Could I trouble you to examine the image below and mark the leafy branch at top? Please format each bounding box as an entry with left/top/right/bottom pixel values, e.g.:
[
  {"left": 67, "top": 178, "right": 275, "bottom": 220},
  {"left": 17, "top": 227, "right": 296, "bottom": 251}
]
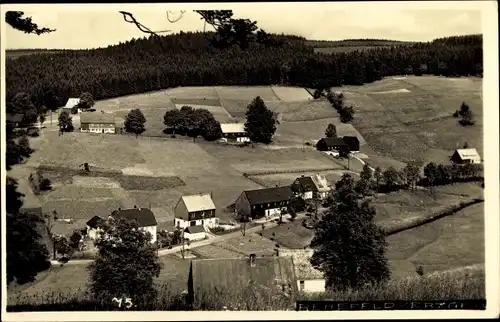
[{"left": 5, "top": 11, "right": 56, "bottom": 35}]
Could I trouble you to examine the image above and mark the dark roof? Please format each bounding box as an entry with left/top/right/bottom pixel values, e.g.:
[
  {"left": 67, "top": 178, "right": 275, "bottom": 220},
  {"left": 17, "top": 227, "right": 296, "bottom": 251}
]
[
  {"left": 190, "top": 256, "right": 297, "bottom": 294},
  {"left": 244, "top": 186, "right": 295, "bottom": 205},
  {"left": 110, "top": 208, "right": 157, "bottom": 227},
  {"left": 80, "top": 112, "right": 116, "bottom": 124},
  {"left": 342, "top": 136, "right": 360, "bottom": 144},
  {"left": 185, "top": 225, "right": 205, "bottom": 234},
  {"left": 320, "top": 137, "right": 349, "bottom": 147},
  {"left": 86, "top": 215, "right": 106, "bottom": 229},
  {"left": 6, "top": 113, "right": 24, "bottom": 123},
  {"left": 291, "top": 176, "right": 318, "bottom": 193}
]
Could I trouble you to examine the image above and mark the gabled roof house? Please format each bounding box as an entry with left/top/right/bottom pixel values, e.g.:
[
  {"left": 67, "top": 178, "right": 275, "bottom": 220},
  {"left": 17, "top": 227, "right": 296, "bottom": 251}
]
[{"left": 235, "top": 186, "right": 295, "bottom": 220}]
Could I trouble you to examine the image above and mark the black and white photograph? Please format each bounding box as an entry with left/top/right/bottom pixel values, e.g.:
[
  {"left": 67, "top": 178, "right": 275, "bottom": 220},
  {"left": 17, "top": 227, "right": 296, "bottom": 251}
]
[{"left": 1, "top": 1, "right": 498, "bottom": 319}]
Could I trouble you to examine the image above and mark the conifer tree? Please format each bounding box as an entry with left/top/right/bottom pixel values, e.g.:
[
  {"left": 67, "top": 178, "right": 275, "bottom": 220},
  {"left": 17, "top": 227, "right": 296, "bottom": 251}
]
[{"left": 244, "top": 96, "right": 276, "bottom": 144}]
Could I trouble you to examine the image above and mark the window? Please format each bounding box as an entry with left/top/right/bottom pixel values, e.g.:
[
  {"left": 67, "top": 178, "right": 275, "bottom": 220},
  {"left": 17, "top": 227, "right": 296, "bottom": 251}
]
[
  {"left": 201, "top": 220, "right": 204, "bottom": 225},
  {"left": 299, "top": 280, "right": 305, "bottom": 291},
  {"left": 190, "top": 221, "right": 196, "bottom": 226}
]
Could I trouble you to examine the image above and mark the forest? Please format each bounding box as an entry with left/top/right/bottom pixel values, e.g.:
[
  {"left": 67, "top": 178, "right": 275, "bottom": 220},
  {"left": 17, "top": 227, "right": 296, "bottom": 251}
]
[{"left": 5, "top": 32, "right": 482, "bottom": 108}]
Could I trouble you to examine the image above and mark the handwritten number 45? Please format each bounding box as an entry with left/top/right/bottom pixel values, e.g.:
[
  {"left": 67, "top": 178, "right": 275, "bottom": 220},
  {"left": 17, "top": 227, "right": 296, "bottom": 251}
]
[{"left": 112, "top": 297, "right": 133, "bottom": 309}]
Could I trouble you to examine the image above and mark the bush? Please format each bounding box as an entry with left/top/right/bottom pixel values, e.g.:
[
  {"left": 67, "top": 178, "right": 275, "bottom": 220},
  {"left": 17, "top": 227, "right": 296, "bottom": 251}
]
[{"left": 39, "top": 178, "right": 52, "bottom": 191}]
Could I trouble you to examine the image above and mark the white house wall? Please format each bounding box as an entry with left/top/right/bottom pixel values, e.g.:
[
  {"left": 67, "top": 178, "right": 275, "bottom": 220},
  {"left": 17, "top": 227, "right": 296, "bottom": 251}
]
[
  {"left": 184, "top": 232, "right": 206, "bottom": 241},
  {"left": 298, "top": 279, "right": 326, "bottom": 293},
  {"left": 264, "top": 207, "right": 287, "bottom": 218},
  {"left": 140, "top": 225, "right": 157, "bottom": 244},
  {"left": 174, "top": 217, "right": 219, "bottom": 229}
]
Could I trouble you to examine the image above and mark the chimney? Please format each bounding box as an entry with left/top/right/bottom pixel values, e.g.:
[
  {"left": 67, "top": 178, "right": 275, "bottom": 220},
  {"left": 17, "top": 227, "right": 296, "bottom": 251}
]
[{"left": 249, "top": 253, "right": 256, "bottom": 267}]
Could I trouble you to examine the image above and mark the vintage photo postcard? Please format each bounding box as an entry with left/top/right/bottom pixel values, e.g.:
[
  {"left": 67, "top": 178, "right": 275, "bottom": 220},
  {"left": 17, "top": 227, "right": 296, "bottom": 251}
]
[{"left": 1, "top": 1, "right": 498, "bottom": 320}]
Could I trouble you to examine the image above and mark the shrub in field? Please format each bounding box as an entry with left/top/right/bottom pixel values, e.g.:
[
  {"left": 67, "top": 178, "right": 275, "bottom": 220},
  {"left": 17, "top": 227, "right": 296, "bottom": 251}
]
[{"left": 325, "top": 123, "right": 337, "bottom": 138}]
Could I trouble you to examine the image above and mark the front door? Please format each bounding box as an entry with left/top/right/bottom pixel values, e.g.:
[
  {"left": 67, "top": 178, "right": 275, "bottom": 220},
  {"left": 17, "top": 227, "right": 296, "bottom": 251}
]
[{"left": 102, "top": 129, "right": 104, "bottom": 133}]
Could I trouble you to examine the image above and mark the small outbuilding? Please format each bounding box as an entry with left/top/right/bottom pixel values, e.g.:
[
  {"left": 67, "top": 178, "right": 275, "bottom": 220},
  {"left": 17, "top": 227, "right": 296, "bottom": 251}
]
[{"left": 450, "top": 148, "right": 481, "bottom": 164}]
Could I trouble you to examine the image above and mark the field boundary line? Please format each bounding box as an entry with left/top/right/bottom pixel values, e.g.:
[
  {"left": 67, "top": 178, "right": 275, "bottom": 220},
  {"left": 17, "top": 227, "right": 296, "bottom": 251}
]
[
  {"left": 243, "top": 166, "right": 350, "bottom": 176},
  {"left": 269, "top": 86, "right": 282, "bottom": 101},
  {"left": 384, "top": 198, "right": 484, "bottom": 236}
]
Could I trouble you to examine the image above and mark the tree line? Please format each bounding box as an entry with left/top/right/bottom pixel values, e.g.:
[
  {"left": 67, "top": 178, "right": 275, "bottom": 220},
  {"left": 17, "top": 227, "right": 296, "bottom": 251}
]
[{"left": 6, "top": 33, "right": 482, "bottom": 109}]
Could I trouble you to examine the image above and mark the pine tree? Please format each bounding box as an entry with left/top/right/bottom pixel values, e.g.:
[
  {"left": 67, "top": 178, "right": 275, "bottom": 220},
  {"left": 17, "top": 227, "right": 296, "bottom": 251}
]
[
  {"left": 325, "top": 123, "right": 337, "bottom": 138},
  {"left": 244, "top": 96, "right": 276, "bottom": 144},
  {"left": 125, "top": 109, "right": 147, "bottom": 138},
  {"left": 310, "top": 173, "right": 390, "bottom": 291}
]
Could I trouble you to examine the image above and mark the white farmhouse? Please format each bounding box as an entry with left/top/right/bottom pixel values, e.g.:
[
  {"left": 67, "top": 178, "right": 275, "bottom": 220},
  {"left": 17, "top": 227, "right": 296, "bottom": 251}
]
[
  {"left": 110, "top": 206, "right": 158, "bottom": 244},
  {"left": 80, "top": 112, "right": 116, "bottom": 134},
  {"left": 174, "top": 193, "right": 219, "bottom": 230},
  {"left": 220, "top": 123, "right": 250, "bottom": 143}
]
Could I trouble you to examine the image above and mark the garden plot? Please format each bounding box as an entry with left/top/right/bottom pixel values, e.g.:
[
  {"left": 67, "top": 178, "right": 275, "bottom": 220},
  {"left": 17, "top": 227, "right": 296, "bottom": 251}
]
[
  {"left": 261, "top": 220, "right": 314, "bottom": 249},
  {"left": 172, "top": 98, "right": 221, "bottom": 107},
  {"left": 192, "top": 245, "right": 244, "bottom": 259},
  {"left": 215, "top": 86, "right": 279, "bottom": 101},
  {"left": 270, "top": 86, "right": 313, "bottom": 102},
  {"left": 214, "top": 233, "right": 277, "bottom": 256}
]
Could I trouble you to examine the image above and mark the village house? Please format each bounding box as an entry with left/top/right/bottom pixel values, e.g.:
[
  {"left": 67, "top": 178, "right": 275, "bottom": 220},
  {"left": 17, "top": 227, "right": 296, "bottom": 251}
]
[
  {"left": 316, "top": 137, "right": 350, "bottom": 156},
  {"left": 234, "top": 186, "right": 294, "bottom": 220},
  {"left": 174, "top": 193, "right": 218, "bottom": 229},
  {"left": 6, "top": 113, "right": 25, "bottom": 129},
  {"left": 220, "top": 123, "right": 250, "bottom": 143},
  {"left": 291, "top": 175, "right": 317, "bottom": 200},
  {"left": 277, "top": 249, "right": 325, "bottom": 293},
  {"left": 62, "top": 98, "right": 82, "bottom": 114},
  {"left": 80, "top": 112, "right": 117, "bottom": 134},
  {"left": 342, "top": 136, "right": 360, "bottom": 153},
  {"left": 311, "top": 173, "right": 331, "bottom": 199},
  {"left": 186, "top": 255, "right": 297, "bottom": 304},
  {"left": 86, "top": 215, "right": 107, "bottom": 240},
  {"left": 110, "top": 206, "right": 158, "bottom": 244},
  {"left": 450, "top": 148, "right": 482, "bottom": 164},
  {"left": 183, "top": 225, "right": 206, "bottom": 241}
]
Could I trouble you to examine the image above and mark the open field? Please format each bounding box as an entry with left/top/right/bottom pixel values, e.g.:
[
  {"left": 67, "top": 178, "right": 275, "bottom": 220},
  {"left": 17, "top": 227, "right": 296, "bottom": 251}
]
[
  {"left": 272, "top": 117, "right": 367, "bottom": 148},
  {"left": 16, "top": 131, "right": 264, "bottom": 234},
  {"left": 331, "top": 76, "right": 483, "bottom": 164},
  {"left": 215, "top": 86, "right": 280, "bottom": 101},
  {"left": 199, "top": 143, "right": 343, "bottom": 174},
  {"left": 270, "top": 86, "right": 313, "bottom": 102},
  {"left": 248, "top": 170, "right": 345, "bottom": 188},
  {"left": 386, "top": 202, "right": 484, "bottom": 274}
]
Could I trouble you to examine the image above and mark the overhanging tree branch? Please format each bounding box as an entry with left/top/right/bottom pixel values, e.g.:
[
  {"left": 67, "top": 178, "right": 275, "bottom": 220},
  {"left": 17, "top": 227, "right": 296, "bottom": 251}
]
[{"left": 5, "top": 11, "right": 56, "bottom": 35}]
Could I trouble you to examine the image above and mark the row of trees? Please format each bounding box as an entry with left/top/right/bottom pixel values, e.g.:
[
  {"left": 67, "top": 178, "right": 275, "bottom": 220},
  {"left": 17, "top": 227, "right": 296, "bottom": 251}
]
[
  {"left": 163, "top": 106, "right": 222, "bottom": 140},
  {"left": 325, "top": 91, "right": 354, "bottom": 123},
  {"left": 5, "top": 33, "right": 482, "bottom": 110}
]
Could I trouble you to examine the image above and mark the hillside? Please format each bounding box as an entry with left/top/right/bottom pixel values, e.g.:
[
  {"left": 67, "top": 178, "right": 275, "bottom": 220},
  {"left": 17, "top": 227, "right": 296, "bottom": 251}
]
[{"left": 5, "top": 33, "right": 482, "bottom": 108}]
